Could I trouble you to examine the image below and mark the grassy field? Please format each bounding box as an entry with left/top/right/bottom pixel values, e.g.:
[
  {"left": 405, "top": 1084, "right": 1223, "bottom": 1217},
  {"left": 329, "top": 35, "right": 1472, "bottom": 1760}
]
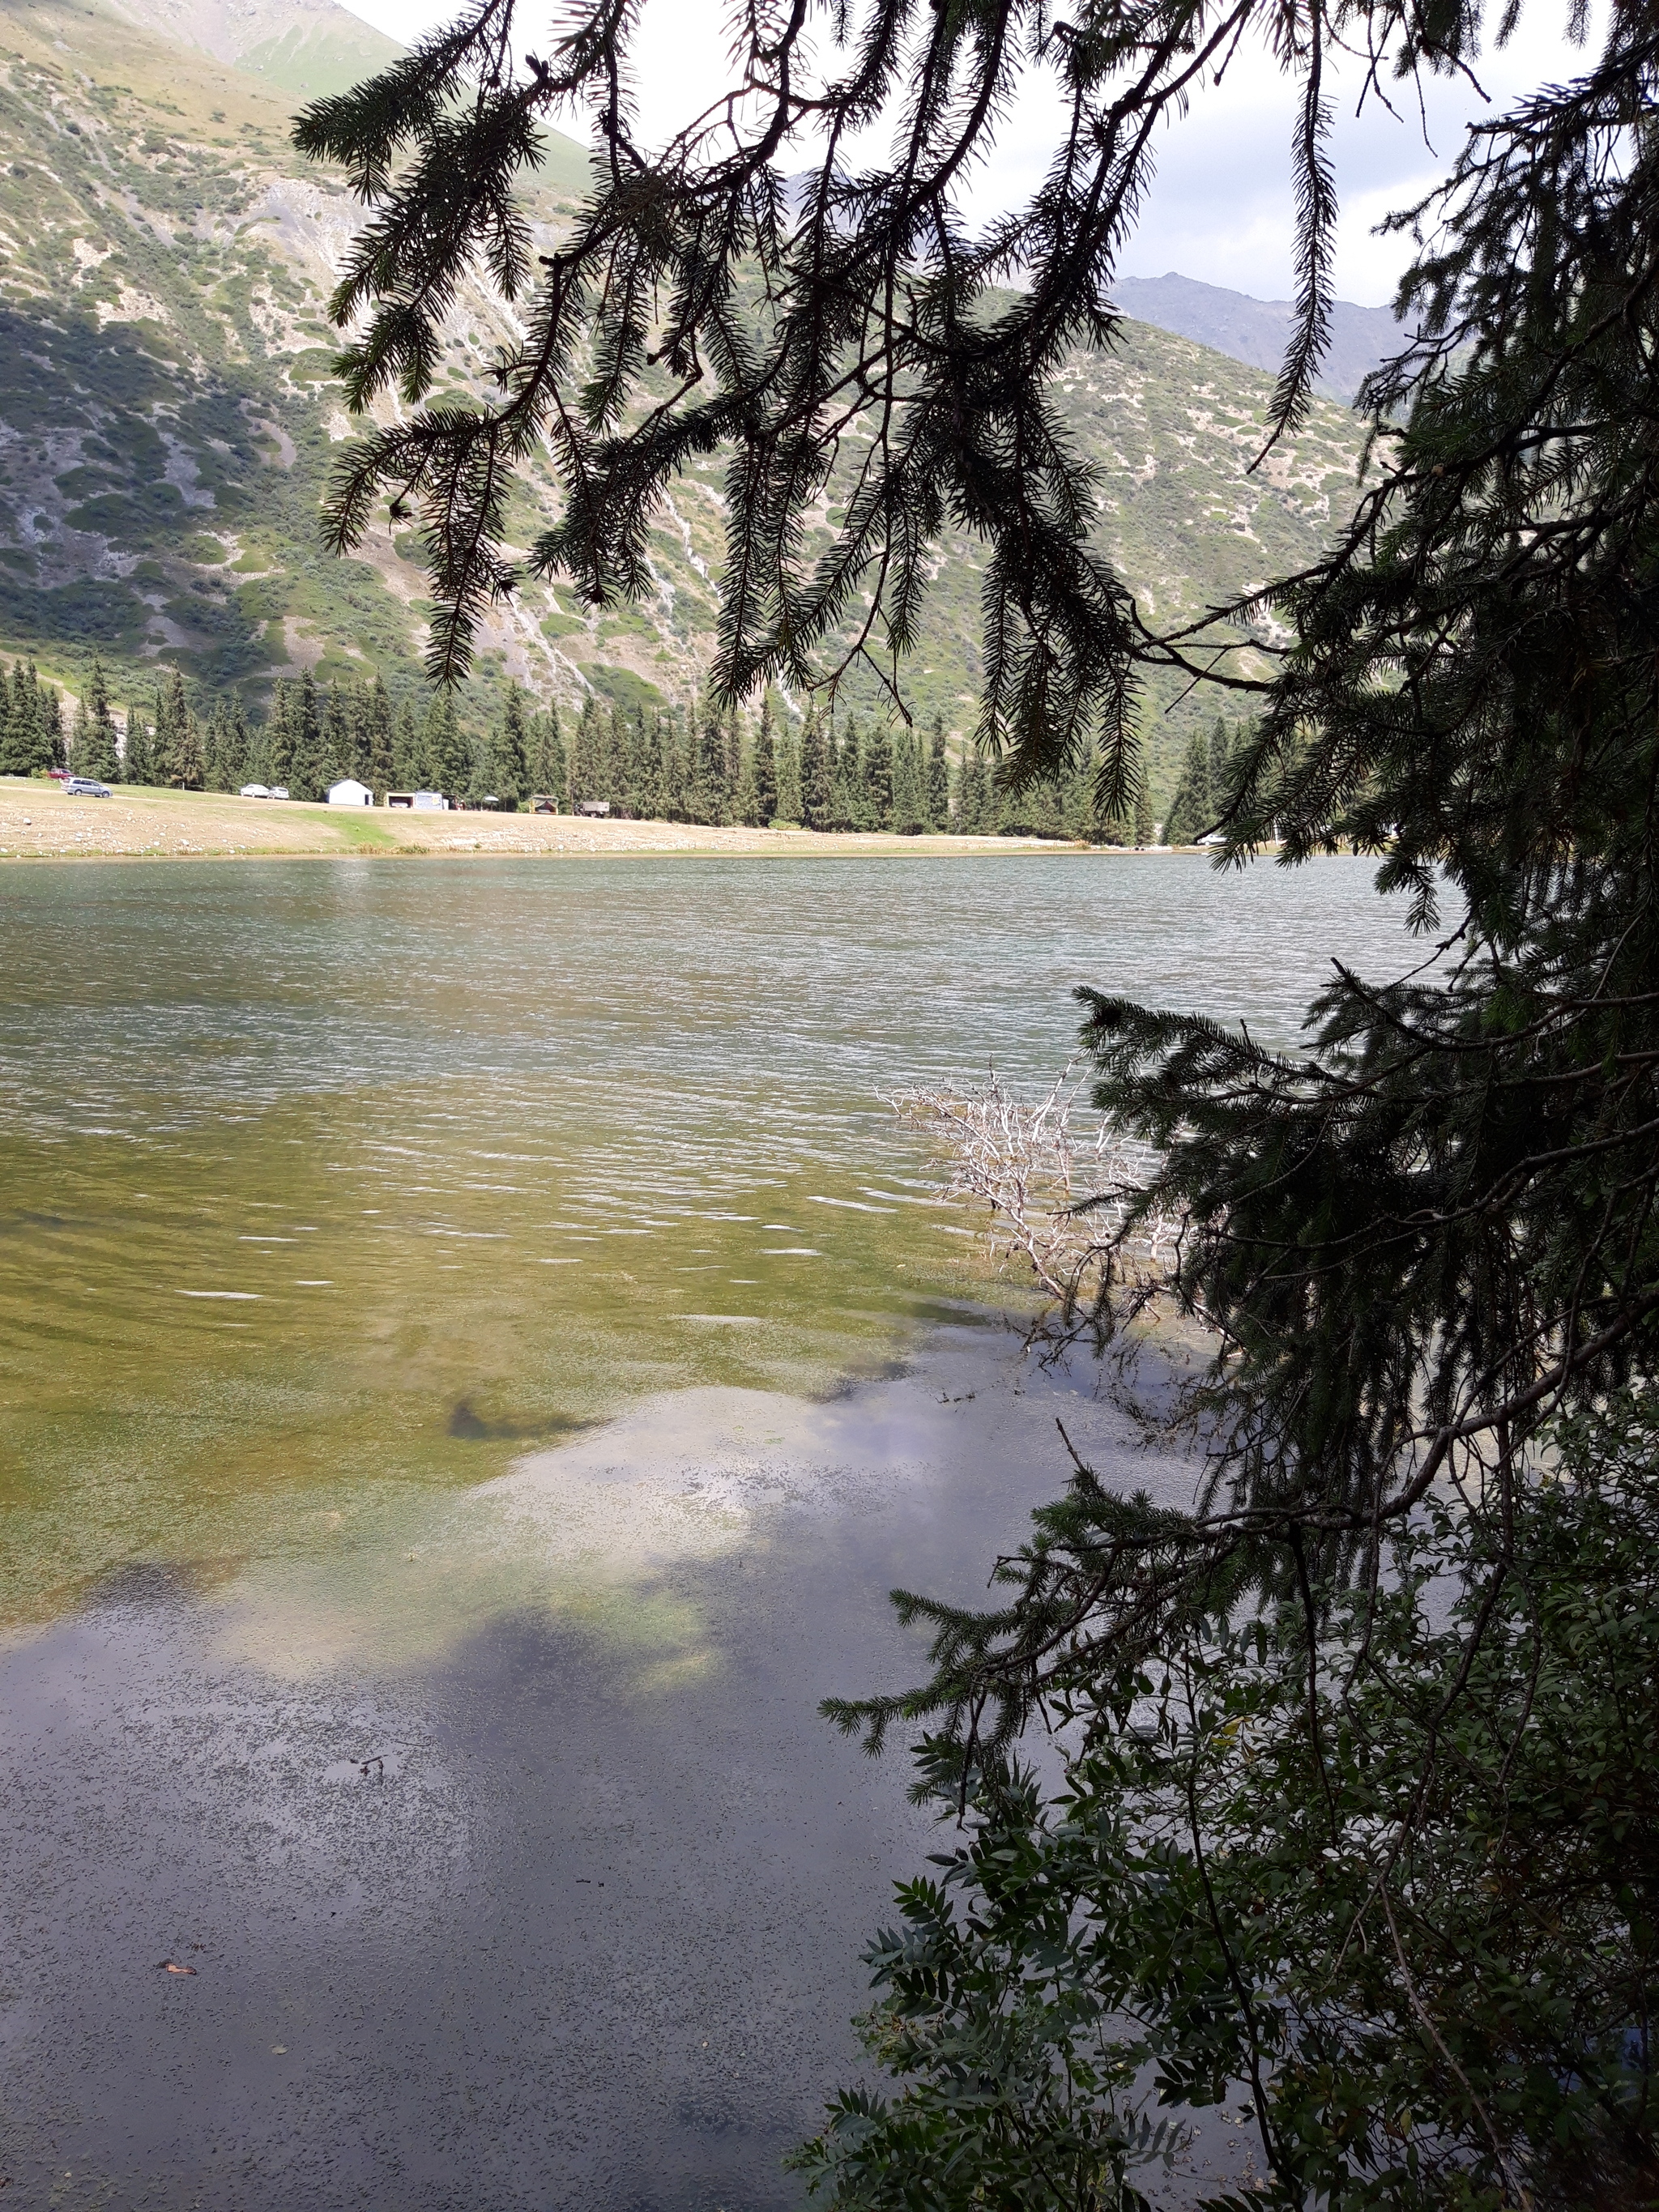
[{"left": 0, "top": 779, "right": 1125, "bottom": 860}]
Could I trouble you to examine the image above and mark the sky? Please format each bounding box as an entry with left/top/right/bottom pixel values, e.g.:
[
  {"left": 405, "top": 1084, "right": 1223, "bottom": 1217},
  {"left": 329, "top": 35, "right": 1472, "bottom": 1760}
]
[{"left": 338, "top": 0, "right": 1598, "bottom": 307}]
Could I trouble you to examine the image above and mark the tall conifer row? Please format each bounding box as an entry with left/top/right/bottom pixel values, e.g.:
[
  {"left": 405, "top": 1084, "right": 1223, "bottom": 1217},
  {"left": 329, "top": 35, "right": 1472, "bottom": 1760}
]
[{"left": 11, "top": 665, "right": 66, "bottom": 775}]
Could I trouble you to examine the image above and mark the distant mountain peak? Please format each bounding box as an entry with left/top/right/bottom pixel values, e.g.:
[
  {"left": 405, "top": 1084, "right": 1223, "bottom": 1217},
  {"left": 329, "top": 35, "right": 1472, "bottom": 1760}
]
[
  {"left": 1114, "top": 271, "right": 1409, "bottom": 403},
  {"left": 98, "top": 0, "right": 403, "bottom": 97}
]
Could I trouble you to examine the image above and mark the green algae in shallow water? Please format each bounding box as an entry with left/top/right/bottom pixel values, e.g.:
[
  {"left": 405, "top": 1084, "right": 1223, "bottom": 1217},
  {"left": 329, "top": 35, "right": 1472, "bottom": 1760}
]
[{"left": 0, "top": 851, "right": 1418, "bottom": 1638}]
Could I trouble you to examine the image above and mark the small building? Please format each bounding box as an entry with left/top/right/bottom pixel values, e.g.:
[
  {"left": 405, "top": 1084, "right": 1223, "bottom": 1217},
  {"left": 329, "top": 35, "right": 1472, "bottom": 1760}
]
[
  {"left": 386, "top": 791, "right": 450, "bottom": 811},
  {"left": 531, "top": 793, "right": 559, "bottom": 815},
  {"left": 327, "top": 778, "right": 373, "bottom": 807},
  {"left": 574, "top": 798, "right": 611, "bottom": 818}
]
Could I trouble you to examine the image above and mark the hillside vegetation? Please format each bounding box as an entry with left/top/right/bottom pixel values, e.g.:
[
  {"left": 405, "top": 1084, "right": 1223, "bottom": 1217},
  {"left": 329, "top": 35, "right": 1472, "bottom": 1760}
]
[{"left": 0, "top": 0, "right": 1370, "bottom": 801}]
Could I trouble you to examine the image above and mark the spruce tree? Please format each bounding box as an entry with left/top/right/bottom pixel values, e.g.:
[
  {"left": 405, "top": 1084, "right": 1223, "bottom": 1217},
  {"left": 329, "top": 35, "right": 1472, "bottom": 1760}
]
[
  {"left": 224, "top": 700, "right": 251, "bottom": 791},
  {"left": 1161, "top": 732, "right": 1212, "bottom": 847},
  {"left": 0, "top": 663, "right": 12, "bottom": 777},
  {"left": 391, "top": 699, "right": 422, "bottom": 790},
  {"left": 1132, "top": 769, "right": 1155, "bottom": 849},
  {"left": 492, "top": 683, "right": 531, "bottom": 807},
  {"left": 775, "top": 723, "right": 802, "bottom": 825},
  {"left": 753, "top": 693, "right": 778, "bottom": 825},
  {"left": 71, "top": 658, "right": 119, "bottom": 782},
  {"left": 37, "top": 669, "right": 63, "bottom": 772},
  {"left": 124, "top": 701, "right": 155, "bottom": 787},
  {"left": 152, "top": 674, "right": 178, "bottom": 786},
  {"left": 734, "top": 726, "right": 761, "bottom": 827},
  {"left": 365, "top": 678, "right": 394, "bottom": 793},
  {"left": 4, "top": 664, "right": 29, "bottom": 777},
  {"left": 926, "top": 718, "right": 949, "bottom": 833},
  {"left": 722, "top": 708, "right": 741, "bottom": 810},
  {"left": 629, "top": 710, "right": 659, "bottom": 819},
  {"left": 864, "top": 722, "right": 894, "bottom": 830},
  {"left": 669, "top": 707, "right": 695, "bottom": 820},
  {"left": 1208, "top": 716, "right": 1231, "bottom": 818},
  {"left": 424, "top": 691, "right": 470, "bottom": 797},
  {"left": 609, "top": 705, "right": 636, "bottom": 813},
  {"left": 570, "top": 697, "right": 601, "bottom": 806},
  {"left": 322, "top": 683, "right": 351, "bottom": 788},
  {"left": 836, "top": 718, "right": 864, "bottom": 830},
  {"left": 172, "top": 680, "right": 207, "bottom": 791},
  {"left": 265, "top": 680, "right": 296, "bottom": 792},
  {"left": 527, "top": 701, "right": 565, "bottom": 803},
  {"left": 203, "top": 701, "right": 229, "bottom": 791},
  {"left": 956, "top": 747, "right": 988, "bottom": 836},
  {"left": 891, "top": 728, "right": 923, "bottom": 833},
  {"left": 690, "top": 697, "right": 726, "bottom": 823},
  {"left": 288, "top": 671, "right": 324, "bottom": 801},
  {"left": 345, "top": 684, "right": 370, "bottom": 783},
  {"left": 800, "top": 706, "right": 831, "bottom": 831}
]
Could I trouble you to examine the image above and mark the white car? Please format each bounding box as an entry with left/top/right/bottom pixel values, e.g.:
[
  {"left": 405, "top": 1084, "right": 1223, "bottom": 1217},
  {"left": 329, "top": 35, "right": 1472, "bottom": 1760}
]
[
  {"left": 240, "top": 782, "right": 271, "bottom": 799},
  {"left": 269, "top": 785, "right": 290, "bottom": 800},
  {"left": 64, "top": 777, "right": 112, "bottom": 797}
]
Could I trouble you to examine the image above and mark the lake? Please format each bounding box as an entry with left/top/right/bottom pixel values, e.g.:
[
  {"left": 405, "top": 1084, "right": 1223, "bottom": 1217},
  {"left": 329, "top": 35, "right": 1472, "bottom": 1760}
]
[{"left": 0, "top": 853, "right": 1417, "bottom": 2210}]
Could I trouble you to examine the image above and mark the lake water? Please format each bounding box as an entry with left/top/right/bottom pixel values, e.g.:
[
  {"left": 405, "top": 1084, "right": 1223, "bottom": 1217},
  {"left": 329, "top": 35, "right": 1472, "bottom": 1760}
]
[{"left": 0, "top": 854, "right": 1418, "bottom": 2210}]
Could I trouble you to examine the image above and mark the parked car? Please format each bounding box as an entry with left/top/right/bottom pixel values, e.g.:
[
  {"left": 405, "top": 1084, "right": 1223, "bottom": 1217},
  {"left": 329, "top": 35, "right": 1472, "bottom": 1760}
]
[
  {"left": 269, "top": 785, "right": 291, "bottom": 800},
  {"left": 64, "top": 777, "right": 112, "bottom": 797},
  {"left": 240, "top": 782, "right": 271, "bottom": 799},
  {"left": 47, "top": 767, "right": 70, "bottom": 782}
]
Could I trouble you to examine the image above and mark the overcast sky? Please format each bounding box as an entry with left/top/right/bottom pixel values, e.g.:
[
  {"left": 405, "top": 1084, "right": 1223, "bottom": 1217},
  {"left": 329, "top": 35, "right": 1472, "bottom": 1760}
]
[{"left": 339, "top": 0, "right": 1597, "bottom": 306}]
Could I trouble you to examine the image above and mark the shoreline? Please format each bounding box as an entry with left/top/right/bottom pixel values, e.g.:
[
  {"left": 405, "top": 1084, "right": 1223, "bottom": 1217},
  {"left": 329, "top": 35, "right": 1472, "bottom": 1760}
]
[{"left": 0, "top": 778, "right": 1176, "bottom": 863}]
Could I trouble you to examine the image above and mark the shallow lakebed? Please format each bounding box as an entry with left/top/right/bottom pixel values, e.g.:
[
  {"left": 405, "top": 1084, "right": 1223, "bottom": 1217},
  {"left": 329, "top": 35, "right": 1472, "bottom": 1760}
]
[{"left": 1, "top": 855, "right": 1417, "bottom": 2209}]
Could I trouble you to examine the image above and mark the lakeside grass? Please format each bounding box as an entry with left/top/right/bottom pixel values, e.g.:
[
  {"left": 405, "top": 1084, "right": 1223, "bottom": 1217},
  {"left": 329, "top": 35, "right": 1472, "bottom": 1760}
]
[{"left": 0, "top": 778, "right": 1150, "bottom": 861}]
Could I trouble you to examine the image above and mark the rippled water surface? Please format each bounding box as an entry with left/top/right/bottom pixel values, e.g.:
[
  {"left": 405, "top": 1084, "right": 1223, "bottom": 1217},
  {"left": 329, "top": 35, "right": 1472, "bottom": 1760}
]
[{"left": 0, "top": 853, "right": 1420, "bottom": 2210}]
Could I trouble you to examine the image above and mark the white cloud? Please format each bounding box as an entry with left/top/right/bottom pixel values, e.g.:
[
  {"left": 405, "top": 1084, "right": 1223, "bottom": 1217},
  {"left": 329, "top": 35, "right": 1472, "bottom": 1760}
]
[{"left": 339, "top": 0, "right": 1602, "bottom": 305}]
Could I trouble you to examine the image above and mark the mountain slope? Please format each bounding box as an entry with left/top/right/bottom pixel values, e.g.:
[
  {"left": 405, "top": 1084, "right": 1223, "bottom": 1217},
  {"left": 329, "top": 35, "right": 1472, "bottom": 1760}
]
[
  {"left": 0, "top": 0, "right": 1369, "bottom": 799},
  {"left": 99, "top": 0, "right": 403, "bottom": 99},
  {"left": 1115, "top": 271, "right": 1408, "bottom": 403}
]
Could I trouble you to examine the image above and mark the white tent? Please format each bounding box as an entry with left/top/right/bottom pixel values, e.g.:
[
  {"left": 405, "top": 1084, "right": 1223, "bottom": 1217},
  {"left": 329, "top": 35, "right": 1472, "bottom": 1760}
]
[{"left": 326, "top": 778, "right": 373, "bottom": 807}]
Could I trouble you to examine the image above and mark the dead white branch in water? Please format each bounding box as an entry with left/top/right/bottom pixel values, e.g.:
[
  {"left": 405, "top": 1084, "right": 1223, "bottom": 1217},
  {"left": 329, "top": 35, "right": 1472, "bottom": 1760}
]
[{"left": 893, "top": 1067, "right": 1181, "bottom": 1326}]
